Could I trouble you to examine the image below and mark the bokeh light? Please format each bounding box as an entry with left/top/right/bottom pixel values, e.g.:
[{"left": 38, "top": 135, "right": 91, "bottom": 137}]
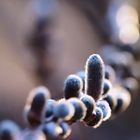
[
  {"left": 116, "top": 4, "right": 139, "bottom": 44},
  {"left": 119, "top": 24, "right": 139, "bottom": 44},
  {"left": 116, "top": 5, "right": 139, "bottom": 28}
]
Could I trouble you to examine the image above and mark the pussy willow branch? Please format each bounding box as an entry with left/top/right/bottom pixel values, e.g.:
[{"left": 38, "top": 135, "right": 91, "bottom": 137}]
[
  {"left": 0, "top": 53, "right": 138, "bottom": 140},
  {"left": 0, "top": 1, "right": 139, "bottom": 140}
]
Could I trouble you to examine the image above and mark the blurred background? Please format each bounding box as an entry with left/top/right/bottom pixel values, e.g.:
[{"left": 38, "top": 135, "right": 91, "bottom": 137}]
[{"left": 0, "top": 0, "right": 140, "bottom": 140}]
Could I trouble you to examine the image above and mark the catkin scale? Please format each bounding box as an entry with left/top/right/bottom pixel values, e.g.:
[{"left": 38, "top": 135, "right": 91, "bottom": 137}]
[
  {"left": 85, "top": 54, "right": 105, "bottom": 100},
  {"left": 64, "top": 75, "right": 83, "bottom": 99}
]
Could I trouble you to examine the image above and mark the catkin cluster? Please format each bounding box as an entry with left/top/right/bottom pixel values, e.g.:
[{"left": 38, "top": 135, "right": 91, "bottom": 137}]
[{"left": 0, "top": 54, "right": 136, "bottom": 140}]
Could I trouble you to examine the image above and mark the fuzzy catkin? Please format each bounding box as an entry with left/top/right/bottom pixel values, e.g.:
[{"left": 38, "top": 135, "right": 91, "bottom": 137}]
[
  {"left": 24, "top": 86, "right": 50, "bottom": 127},
  {"left": 85, "top": 54, "right": 105, "bottom": 100},
  {"left": 64, "top": 75, "right": 83, "bottom": 99}
]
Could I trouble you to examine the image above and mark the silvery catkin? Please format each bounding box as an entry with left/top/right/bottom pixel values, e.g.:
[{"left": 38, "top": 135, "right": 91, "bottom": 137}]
[{"left": 85, "top": 54, "right": 105, "bottom": 100}]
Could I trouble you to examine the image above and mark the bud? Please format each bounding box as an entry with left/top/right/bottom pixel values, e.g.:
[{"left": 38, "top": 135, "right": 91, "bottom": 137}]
[
  {"left": 24, "top": 86, "right": 50, "bottom": 127},
  {"left": 59, "top": 122, "right": 71, "bottom": 139},
  {"left": 68, "top": 98, "right": 87, "bottom": 122},
  {"left": 80, "top": 94, "right": 96, "bottom": 121},
  {"left": 103, "top": 79, "right": 112, "bottom": 96},
  {"left": 85, "top": 54, "right": 104, "bottom": 100},
  {"left": 97, "top": 100, "right": 111, "bottom": 121},
  {"left": 64, "top": 75, "right": 83, "bottom": 99},
  {"left": 0, "top": 120, "right": 20, "bottom": 140},
  {"left": 42, "top": 122, "right": 62, "bottom": 138},
  {"left": 53, "top": 101, "right": 75, "bottom": 121},
  {"left": 86, "top": 107, "right": 103, "bottom": 128}
]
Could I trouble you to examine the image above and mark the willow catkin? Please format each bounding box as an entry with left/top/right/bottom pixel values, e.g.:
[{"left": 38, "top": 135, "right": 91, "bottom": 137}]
[
  {"left": 68, "top": 98, "right": 87, "bottom": 122},
  {"left": 30, "top": 87, "right": 50, "bottom": 113},
  {"left": 45, "top": 99, "right": 57, "bottom": 119},
  {"left": 24, "top": 86, "right": 50, "bottom": 127},
  {"left": 85, "top": 54, "right": 105, "bottom": 100},
  {"left": 53, "top": 101, "right": 75, "bottom": 121},
  {"left": 64, "top": 75, "right": 83, "bottom": 99},
  {"left": 42, "top": 122, "right": 62, "bottom": 138},
  {"left": 97, "top": 100, "right": 111, "bottom": 121},
  {"left": 113, "top": 87, "right": 131, "bottom": 113},
  {"left": 80, "top": 94, "right": 96, "bottom": 122},
  {"left": 0, "top": 120, "right": 20, "bottom": 140},
  {"left": 59, "top": 122, "right": 71, "bottom": 139},
  {"left": 103, "top": 93, "right": 117, "bottom": 111}
]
